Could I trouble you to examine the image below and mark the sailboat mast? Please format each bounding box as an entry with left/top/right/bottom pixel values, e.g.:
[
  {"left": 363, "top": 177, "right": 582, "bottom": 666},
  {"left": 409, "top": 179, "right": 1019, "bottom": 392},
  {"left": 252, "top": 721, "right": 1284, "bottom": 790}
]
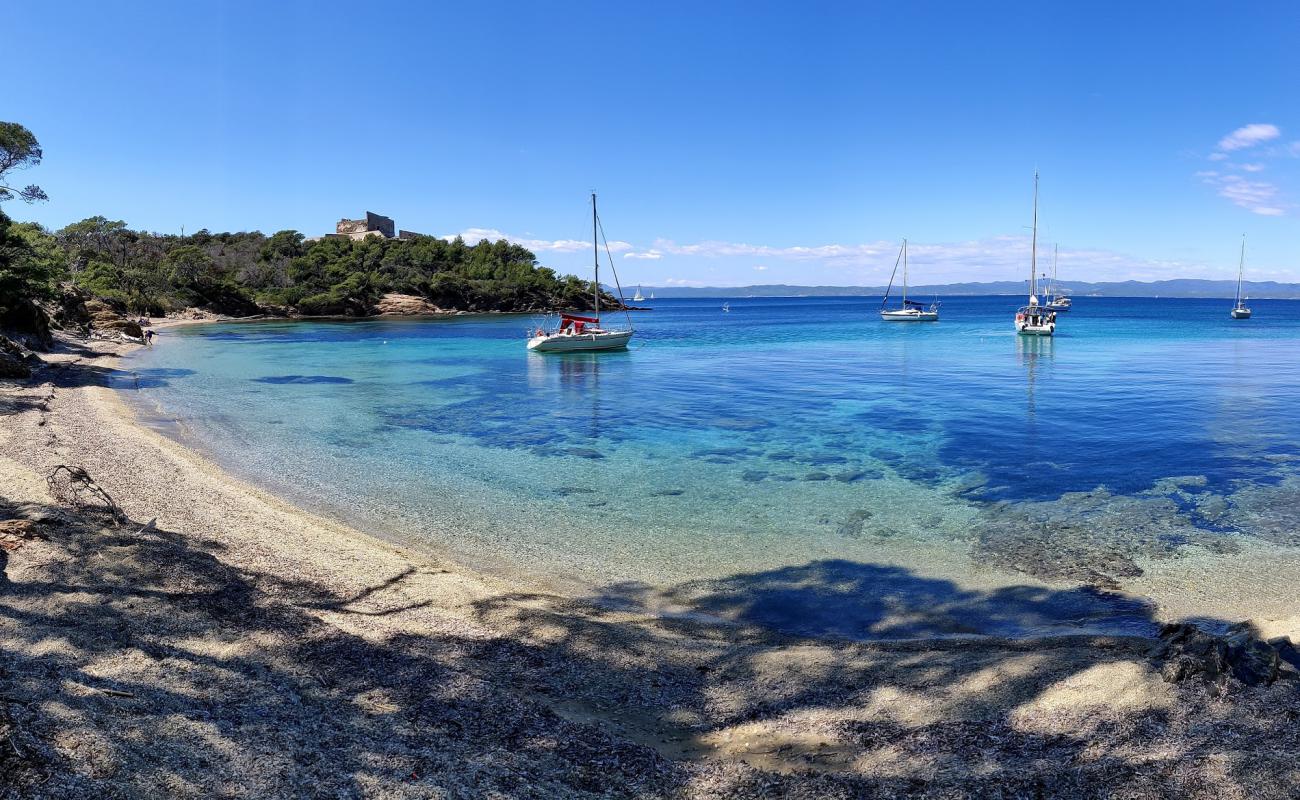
[
  {"left": 902, "top": 238, "right": 908, "bottom": 306},
  {"left": 592, "top": 192, "right": 600, "bottom": 318},
  {"left": 1030, "top": 171, "right": 1039, "bottom": 301},
  {"left": 1236, "top": 234, "right": 1246, "bottom": 306},
  {"left": 1052, "top": 244, "right": 1058, "bottom": 299}
]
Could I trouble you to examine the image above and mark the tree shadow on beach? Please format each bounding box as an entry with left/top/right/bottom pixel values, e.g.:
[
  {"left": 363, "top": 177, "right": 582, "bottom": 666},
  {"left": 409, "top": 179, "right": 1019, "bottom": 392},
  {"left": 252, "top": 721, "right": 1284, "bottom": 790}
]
[{"left": 2, "top": 488, "right": 1299, "bottom": 799}]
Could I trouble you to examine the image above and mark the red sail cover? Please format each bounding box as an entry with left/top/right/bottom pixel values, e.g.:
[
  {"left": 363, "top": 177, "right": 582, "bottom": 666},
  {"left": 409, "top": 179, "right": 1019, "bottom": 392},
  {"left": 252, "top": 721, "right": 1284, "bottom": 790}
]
[{"left": 561, "top": 314, "right": 599, "bottom": 323}]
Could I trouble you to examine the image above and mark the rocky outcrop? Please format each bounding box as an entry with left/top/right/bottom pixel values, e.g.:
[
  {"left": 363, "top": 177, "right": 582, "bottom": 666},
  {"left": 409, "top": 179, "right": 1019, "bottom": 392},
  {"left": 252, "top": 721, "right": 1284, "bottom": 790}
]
[
  {"left": 1152, "top": 622, "right": 1300, "bottom": 686},
  {"left": 45, "top": 283, "right": 93, "bottom": 334},
  {"left": 83, "top": 299, "right": 143, "bottom": 339},
  {"left": 170, "top": 307, "right": 221, "bottom": 321},
  {"left": 373, "top": 293, "right": 444, "bottom": 316},
  {"left": 0, "top": 297, "right": 54, "bottom": 350},
  {"left": 0, "top": 335, "right": 42, "bottom": 379}
]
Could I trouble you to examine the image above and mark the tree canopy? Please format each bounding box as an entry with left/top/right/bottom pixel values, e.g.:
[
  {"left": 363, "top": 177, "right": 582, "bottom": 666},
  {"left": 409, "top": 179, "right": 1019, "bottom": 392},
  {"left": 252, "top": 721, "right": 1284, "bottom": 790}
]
[
  {"left": 0, "top": 120, "right": 616, "bottom": 323},
  {"left": 0, "top": 121, "right": 48, "bottom": 204}
]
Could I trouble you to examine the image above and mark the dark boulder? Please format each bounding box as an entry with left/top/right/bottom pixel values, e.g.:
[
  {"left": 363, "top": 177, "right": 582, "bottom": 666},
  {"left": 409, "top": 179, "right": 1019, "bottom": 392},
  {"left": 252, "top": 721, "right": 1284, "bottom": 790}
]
[
  {"left": 0, "top": 297, "right": 53, "bottom": 350},
  {"left": 0, "top": 335, "right": 40, "bottom": 379},
  {"left": 1152, "top": 622, "right": 1291, "bottom": 686}
]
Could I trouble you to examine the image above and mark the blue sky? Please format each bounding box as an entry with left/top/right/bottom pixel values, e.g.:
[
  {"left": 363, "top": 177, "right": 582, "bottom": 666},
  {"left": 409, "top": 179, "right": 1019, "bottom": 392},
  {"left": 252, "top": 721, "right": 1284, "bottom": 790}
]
[{"left": 7, "top": 1, "right": 1300, "bottom": 286}]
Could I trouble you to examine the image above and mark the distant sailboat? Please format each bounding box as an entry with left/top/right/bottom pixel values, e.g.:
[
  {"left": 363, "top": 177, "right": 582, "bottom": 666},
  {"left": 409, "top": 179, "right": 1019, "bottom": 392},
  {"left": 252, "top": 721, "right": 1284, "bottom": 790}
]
[
  {"left": 1231, "top": 235, "right": 1252, "bottom": 320},
  {"left": 527, "top": 193, "right": 634, "bottom": 352},
  {"left": 650, "top": 291, "right": 655, "bottom": 300},
  {"left": 1046, "top": 245, "right": 1072, "bottom": 311},
  {"left": 1015, "top": 172, "right": 1057, "bottom": 336},
  {"left": 633, "top": 285, "right": 644, "bottom": 302},
  {"left": 722, "top": 302, "right": 731, "bottom": 313},
  {"left": 879, "top": 238, "right": 939, "bottom": 321}
]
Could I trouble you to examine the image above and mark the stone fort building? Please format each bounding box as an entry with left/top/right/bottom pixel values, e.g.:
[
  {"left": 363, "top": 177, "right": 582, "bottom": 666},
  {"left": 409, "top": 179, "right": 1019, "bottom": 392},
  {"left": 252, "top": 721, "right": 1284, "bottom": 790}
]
[{"left": 323, "top": 212, "right": 424, "bottom": 241}]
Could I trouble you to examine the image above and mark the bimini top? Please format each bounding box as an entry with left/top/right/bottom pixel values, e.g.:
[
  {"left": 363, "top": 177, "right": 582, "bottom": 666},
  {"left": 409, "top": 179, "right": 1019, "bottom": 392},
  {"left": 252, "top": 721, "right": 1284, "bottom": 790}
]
[{"left": 558, "top": 313, "right": 600, "bottom": 333}]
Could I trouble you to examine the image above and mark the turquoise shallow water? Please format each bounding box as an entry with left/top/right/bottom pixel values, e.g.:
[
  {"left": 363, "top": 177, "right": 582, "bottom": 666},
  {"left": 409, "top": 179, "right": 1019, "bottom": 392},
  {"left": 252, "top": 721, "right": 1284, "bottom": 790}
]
[{"left": 120, "top": 297, "right": 1300, "bottom": 639}]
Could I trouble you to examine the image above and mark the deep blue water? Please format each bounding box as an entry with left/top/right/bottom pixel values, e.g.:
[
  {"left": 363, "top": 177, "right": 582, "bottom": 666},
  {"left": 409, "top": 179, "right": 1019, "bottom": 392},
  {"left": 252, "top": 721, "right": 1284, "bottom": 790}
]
[{"left": 121, "top": 296, "right": 1300, "bottom": 637}]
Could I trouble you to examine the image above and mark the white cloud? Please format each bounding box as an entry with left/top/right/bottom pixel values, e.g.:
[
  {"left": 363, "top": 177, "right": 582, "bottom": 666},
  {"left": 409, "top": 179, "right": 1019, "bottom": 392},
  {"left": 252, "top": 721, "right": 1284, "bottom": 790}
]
[
  {"left": 649, "top": 238, "right": 892, "bottom": 262},
  {"left": 1217, "top": 123, "right": 1281, "bottom": 152},
  {"left": 1240, "top": 163, "right": 1266, "bottom": 172},
  {"left": 1208, "top": 152, "right": 1228, "bottom": 161},
  {"left": 623, "top": 250, "right": 663, "bottom": 260},
  {"left": 1199, "top": 173, "right": 1287, "bottom": 216},
  {"left": 628, "top": 235, "right": 1227, "bottom": 284},
  {"left": 445, "top": 227, "right": 632, "bottom": 253}
]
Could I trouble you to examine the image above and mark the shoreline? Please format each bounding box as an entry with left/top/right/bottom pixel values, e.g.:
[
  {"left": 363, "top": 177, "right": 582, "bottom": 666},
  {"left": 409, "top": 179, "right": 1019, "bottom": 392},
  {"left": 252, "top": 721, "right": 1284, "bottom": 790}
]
[
  {"left": 4, "top": 334, "right": 1300, "bottom": 796},
  {"left": 130, "top": 315, "right": 1300, "bottom": 642}
]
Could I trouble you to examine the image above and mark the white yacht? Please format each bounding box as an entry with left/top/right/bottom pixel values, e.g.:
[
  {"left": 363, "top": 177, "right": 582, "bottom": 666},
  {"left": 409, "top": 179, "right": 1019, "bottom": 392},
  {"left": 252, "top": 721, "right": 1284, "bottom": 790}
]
[
  {"left": 633, "top": 285, "right": 644, "bottom": 302},
  {"left": 879, "top": 238, "right": 939, "bottom": 321},
  {"left": 1015, "top": 172, "right": 1057, "bottom": 336},
  {"left": 528, "top": 193, "right": 634, "bottom": 352}
]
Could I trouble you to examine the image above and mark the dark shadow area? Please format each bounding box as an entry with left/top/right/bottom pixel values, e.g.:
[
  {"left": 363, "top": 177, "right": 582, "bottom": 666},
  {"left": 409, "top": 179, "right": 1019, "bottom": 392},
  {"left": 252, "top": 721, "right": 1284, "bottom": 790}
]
[
  {"left": 646, "top": 559, "right": 1160, "bottom": 640},
  {"left": 3, "top": 485, "right": 1300, "bottom": 797}
]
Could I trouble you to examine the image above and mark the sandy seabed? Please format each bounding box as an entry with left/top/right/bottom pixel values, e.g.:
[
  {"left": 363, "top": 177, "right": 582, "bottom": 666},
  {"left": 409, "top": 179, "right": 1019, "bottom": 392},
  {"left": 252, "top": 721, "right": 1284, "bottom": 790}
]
[{"left": 2, "top": 329, "right": 1300, "bottom": 799}]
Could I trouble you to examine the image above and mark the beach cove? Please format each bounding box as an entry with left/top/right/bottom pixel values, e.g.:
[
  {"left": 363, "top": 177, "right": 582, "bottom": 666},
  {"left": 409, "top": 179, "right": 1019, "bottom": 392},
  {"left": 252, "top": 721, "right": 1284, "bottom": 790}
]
[{"left": 2, "top": 311, "right": 1300, "bottom": 797}]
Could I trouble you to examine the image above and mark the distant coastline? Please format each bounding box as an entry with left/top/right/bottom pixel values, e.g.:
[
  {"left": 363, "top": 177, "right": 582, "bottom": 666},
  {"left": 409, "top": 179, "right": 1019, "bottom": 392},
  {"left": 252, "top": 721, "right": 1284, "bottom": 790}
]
[{"left": 640, "top": 279, "right": 1300, "bottom": 299}]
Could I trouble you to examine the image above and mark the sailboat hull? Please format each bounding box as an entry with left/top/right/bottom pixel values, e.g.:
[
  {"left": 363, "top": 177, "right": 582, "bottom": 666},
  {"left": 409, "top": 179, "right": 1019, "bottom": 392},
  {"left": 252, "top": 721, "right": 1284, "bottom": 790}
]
[
  {"left": 527, "top": 330, "right": 633, "bottom": 352},
  {"left": 880, "top": 309, "right": 938, "bottom": 321},
  {"left": 1231, "top": 308, "right": 1252, "bottom": 319}
]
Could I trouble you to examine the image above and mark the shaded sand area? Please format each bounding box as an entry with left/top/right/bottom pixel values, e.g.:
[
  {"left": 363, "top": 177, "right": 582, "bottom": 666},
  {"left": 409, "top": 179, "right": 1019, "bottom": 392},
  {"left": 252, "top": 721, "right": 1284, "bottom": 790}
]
[{"left": 3, "top": 334, "right": 1300, "bottom": 798}]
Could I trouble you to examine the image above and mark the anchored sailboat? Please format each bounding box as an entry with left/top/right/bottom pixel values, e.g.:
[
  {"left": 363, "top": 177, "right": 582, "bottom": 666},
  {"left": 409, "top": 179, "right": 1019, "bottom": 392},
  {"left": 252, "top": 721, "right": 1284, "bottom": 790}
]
[
  {"left": 1046, "top": 244, "right": 1072, "bottom": 311},
  {"left": 527, "top": 193, "right": 634, "bottom": 352},
  {"left": 1231, "top": 235, "right": 1252, "bottom": 320},
  {"left": 879, "top": 239, "right": 939, "bottom": 321},
  {"left": 1015, "top": 172, "right": 1057, "bottom": 336}
]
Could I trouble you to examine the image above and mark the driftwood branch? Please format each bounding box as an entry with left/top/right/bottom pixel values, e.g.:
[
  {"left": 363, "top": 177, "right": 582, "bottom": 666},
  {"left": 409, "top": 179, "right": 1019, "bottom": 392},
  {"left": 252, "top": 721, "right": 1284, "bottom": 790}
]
[{"left": 45, "top": 464, "right": 126, "bottom": 524}]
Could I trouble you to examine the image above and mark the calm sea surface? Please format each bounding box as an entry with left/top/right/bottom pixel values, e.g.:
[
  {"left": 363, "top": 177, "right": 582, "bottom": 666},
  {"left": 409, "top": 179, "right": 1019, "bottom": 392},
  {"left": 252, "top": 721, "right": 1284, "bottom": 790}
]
[{"left": 121, "top": 297, "right": 1300, "bottom": 638}]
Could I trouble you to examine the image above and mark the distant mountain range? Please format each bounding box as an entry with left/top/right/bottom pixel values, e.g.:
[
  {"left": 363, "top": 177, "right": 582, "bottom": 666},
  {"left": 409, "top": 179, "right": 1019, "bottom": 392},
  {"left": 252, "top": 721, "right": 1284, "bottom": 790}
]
[{"left": 630, "top": 279, "right": 1300, "bottom": 299}]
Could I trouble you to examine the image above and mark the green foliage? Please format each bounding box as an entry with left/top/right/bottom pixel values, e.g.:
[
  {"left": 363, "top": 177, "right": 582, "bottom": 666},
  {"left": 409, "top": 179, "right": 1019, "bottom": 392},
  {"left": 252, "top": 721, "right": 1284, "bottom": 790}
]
[
  {"left": 0, "top": 208, "right": 47, "bottom": 314},
  {"left": 1, "top": 120, "right": 612, "bottom": 319},
  {"left": 0, "top": 121, "right": 48, "bottom": 203},
  {"left": 2, "top": 216, "right": 617, "bottom": 317}
]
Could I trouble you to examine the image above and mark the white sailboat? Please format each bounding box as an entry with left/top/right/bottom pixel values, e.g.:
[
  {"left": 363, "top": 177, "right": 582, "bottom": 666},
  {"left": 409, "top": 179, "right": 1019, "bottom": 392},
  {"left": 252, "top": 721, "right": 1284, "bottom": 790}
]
[
  {"left": 1015, "top": 172, "right": 1057, "bottom": 336},
  {"left": 1046, "top": 244, "right": 1072, "bottom": 311},
  {"left": 527, "top": 193, "right": 634, "bottom": 352},
  {"left": 633, "top": 285, "right": 644, "bottom": 302},
  {"left": 1231, "top": 235, "right": 1252, "bottom": 320},
  {"left": 879, "top": 238, "right": 939, "bottom": 321}
]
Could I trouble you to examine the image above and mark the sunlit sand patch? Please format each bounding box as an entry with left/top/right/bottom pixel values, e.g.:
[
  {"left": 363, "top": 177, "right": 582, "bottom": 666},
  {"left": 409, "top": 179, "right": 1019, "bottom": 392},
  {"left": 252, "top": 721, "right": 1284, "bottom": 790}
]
[{"left": 1009, "top": 660, "right": 1172, "bottom": 734}]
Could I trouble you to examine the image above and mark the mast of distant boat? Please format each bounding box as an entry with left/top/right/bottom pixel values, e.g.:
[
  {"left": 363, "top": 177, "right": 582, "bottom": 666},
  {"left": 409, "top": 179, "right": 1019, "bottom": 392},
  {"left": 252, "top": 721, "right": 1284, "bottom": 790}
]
[
  {"left": 1235, "top": 234, "right": 1246, "bottom": 310},
  {"left": 1030, "top": 171, "right": 1039, "bottom": 303},
  {"left": 592, "top": 192, "right": 600, "bottom": 321},
  {"left": 902, "top": 238, "right": 908, "bottom": 307},
  {"left": 1051, "top": 244, "right": 1058, "bottom": 303}
]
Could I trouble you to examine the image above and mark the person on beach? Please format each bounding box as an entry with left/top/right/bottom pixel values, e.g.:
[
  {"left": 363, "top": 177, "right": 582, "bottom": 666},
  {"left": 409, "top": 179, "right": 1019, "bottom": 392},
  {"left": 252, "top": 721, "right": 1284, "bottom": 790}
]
[{"left": 144, "top": 329, "right": 155, "bottom": 346}]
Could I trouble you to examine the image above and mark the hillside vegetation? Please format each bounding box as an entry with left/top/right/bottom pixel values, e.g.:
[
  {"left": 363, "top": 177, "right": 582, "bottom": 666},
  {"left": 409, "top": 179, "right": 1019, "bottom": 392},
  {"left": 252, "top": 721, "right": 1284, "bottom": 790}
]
[{"left": 0, "top": 121, "right": 620, "bottom": 341}]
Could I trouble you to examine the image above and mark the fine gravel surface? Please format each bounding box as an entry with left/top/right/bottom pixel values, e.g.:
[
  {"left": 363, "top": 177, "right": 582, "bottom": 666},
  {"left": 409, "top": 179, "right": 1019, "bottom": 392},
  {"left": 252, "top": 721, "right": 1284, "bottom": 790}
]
[{"left": 2, "top": 331, "right": 1300, "bottom": 799}]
